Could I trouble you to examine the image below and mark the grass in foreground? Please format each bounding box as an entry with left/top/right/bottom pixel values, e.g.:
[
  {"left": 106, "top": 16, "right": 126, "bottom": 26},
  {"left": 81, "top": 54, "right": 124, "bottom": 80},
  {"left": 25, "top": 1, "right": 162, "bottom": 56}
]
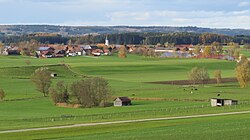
[{"left": 1, "top": 113, "right": 250, "bottom": 140}]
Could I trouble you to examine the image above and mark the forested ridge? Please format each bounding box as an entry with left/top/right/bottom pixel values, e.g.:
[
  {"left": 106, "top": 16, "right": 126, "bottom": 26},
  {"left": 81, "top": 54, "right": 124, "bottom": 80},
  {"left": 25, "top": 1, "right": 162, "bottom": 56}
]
[{"left": 1, "top": 32, "right": 250, "bottom": 45}]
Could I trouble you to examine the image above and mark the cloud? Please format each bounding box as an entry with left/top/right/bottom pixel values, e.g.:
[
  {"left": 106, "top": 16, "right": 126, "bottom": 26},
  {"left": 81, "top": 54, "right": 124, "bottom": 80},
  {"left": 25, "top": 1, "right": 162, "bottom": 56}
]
[
  {"left": 238, "top": 1, "right": 250, "bottom": 7},
  {"left": 106, "top": 10, "right": 250, "bottom": 29},
  {"left": 1, "top": 0, "right": 250, "bottom": 29}
]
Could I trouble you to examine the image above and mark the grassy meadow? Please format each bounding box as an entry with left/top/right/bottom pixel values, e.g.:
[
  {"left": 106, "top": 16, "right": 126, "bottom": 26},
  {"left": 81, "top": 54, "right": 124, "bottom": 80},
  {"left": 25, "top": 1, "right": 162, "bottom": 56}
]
[
  {"left": 0, "top": 54, "right": 249, "bottom": 139},
  {"left": 1, "top": 113, "right": 250, "bottom": 140}
]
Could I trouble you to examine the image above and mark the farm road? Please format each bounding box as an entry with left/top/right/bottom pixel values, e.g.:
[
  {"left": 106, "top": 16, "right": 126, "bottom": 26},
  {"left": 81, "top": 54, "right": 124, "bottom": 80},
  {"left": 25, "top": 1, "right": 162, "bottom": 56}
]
[{"left": 1, "top": 110, "right": 250, "bottom": 134}]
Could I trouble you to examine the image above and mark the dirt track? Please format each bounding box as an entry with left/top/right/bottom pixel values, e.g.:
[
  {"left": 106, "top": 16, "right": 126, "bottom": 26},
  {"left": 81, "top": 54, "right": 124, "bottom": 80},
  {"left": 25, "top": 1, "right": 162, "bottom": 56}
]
[
  {"left": 0, "top": 110, "right": 250, "bottom": 134},
  {"left": 147, "top": 78, "right": 237, "bottom": 85}
]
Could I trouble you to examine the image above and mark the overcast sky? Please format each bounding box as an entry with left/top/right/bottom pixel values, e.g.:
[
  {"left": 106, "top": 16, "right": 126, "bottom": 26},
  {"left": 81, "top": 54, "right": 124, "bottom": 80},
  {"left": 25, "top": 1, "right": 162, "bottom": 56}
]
[{"left": 1, "top": 0, "right": 250, "bottom": 29}]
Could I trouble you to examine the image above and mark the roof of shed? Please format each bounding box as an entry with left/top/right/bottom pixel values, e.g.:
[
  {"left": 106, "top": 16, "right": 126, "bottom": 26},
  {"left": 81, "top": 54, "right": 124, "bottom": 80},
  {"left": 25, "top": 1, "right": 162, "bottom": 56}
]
[{"left": 115, "top": 97, "right": 131, "bottom": 102}]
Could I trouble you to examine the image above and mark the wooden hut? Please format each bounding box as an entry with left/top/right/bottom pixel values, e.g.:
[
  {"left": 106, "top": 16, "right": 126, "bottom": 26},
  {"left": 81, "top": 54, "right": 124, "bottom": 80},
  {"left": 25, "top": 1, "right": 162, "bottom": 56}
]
[
  {"left": 211, "top": 98, "right": 238, "bottom": 107},
  {"left": 113, "top": 97, "right": 132, "bottom": 106}
]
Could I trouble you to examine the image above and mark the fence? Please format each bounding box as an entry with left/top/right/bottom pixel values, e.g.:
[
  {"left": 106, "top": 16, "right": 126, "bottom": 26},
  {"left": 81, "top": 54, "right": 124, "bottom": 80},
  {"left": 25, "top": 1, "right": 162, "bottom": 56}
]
[{"left": 2, "top": 101, "right": 250, "bottom": 124}]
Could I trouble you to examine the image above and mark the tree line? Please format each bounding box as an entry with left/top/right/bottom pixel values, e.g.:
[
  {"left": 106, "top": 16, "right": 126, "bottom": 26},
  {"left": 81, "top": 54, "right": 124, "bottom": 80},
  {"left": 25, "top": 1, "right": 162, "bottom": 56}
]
[{"left": 1, "top": 32, "right": 250, "bottom": 45}]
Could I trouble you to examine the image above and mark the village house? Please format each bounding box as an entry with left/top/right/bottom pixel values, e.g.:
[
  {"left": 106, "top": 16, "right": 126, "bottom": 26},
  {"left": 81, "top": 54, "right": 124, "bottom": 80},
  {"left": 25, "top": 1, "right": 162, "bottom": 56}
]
[
  {"left": 82, "top": 45, "right": 92, "bottom": 55},
  {"left": 103, "top": 49, "right": 111, "bottom": 56},
  {"left": 2, "top": 46, "right": 21, "bottom": 55},
  {"left": 174, "top": 44, "right": 194, "bottom": 52},
  {"left": 48, "top": 44, "right": 66, "bottom": 57},
  {"left": 155, "top": 47, "right": 174, "bottom": 53},
  {"left": 37, "top": 47, "right": 55, "bottom": 58},
  {"left": 91, "top": 49, "right": 103, "bottom": 56},
  {"left": 113, "top": 97, "right": 132, "bottom": 106},
  {"left": 126, "top": 45, "right": 136, "bottom": 52},
  {"left": 54, "top": 50, "right": 66, "bottom": 57}
]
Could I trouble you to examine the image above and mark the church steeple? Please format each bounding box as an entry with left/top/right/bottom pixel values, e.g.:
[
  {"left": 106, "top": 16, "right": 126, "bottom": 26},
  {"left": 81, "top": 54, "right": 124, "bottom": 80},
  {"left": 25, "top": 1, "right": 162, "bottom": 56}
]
[{"left": 105, "top": 36, "right": 109, "bottom": 46}]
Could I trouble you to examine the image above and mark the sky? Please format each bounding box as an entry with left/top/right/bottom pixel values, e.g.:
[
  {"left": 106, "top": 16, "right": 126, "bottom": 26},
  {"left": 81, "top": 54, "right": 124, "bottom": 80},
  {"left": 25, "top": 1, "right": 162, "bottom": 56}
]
[{"left": 1, "top": 0, "right": 250, "bottom": 29}]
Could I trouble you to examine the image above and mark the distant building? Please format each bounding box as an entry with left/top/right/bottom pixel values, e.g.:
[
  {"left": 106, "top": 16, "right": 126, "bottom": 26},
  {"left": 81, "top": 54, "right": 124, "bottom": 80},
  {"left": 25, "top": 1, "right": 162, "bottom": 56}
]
[
  {"left": 37, "top": 47, "right": 55, "bottom": 58},
  {"left": 2, "top": 46, "right": 21, "bottom": 55},
  {"left": 105, "top": 36, "right": 109, "bottom": 46},
  {"left": 91, "top": 49, "right": 103, "bottom": 56},
  {"left": 114, "top": 97, "right": 132, "bottom": 106},
  {"left": 211, "top": 98, "right": 238, "bottom": 107}
]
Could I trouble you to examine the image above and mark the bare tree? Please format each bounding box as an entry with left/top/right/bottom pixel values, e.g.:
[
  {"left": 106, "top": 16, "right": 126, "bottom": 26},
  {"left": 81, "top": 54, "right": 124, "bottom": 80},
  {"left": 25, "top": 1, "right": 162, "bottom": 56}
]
[
  {"left": 194, "top": 45, "right": 201, "bottom": 56},
  {"left": 214, "top": 70, "right": 222, "bottom": 84},
  {"left": 188, "top": 67, "right": 210, "bottom": 85},
  {"left": 118, "top": 46, "right": 127, "bottom": 58},
  {"left": 31, "top": 67, "right": 52, "bottom": 97},
  {"left": 0, "top": 89, "right": 5, "bottom": 101},
  {"left": 49, "top": 81, "right": 69, "bottom": 104},
  {"left": 211, "top": 42, "right": 223, "bottom": 55},
  {"left": 244, "top": 43, "right": 250, "bottom": 50},
  {"left": 0, "top": 42, "right": 4, "bottom": 54}
]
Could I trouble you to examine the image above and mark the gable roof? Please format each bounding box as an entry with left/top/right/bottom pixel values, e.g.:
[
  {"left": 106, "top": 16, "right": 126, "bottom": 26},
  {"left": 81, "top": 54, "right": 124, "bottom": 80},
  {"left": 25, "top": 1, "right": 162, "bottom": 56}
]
[
  {"left": 38, "top": 47, "right": 54, "bottom": 51},
  {"left": 82, "top": 45, "right": 92, "bottom": 50},
  {"left": 115, "top": 97, "right": 131, "bottom": 102}
]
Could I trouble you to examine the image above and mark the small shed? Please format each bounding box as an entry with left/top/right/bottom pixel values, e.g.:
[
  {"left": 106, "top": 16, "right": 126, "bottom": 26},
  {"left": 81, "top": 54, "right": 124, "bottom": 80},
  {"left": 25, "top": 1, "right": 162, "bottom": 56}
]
[
  {"left": 211, "top": 98, "right": 238, "bottom": 107},
  {"left": 114, "top": 97, "right": 132, "bottom": 106}
]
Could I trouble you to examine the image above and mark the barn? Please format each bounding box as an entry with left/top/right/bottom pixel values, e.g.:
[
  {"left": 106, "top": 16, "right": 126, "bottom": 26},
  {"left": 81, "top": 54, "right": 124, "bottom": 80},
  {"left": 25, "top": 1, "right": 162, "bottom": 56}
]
[
  {"left": 211, "top": 98, "right": 238, "bottom": 107},
  {"left": 113, "top": 97, "right": 132, "bottom": 106}
]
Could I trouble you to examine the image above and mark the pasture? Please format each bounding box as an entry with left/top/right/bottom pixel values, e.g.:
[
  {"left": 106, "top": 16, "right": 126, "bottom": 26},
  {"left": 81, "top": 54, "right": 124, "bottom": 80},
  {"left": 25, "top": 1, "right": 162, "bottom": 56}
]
[
  {"left": 0, "top": 54, "right": 249, "bottom": 139},
  {"left": 1, "top": 113, "right": 250, "bottom": 140}
]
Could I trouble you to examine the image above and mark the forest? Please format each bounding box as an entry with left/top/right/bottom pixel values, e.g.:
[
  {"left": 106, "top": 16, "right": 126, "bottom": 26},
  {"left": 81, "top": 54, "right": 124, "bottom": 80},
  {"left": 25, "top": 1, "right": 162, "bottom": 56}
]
[{"left": 1, "top": 32, "right": 250, "bottom": 45}]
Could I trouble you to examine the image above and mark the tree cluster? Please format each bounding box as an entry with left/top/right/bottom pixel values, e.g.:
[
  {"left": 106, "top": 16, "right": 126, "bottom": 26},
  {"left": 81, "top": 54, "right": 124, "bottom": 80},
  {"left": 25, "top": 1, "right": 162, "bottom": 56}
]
[
  {"left": 188, "top": 67, "right": 210, "bottom": 85},
  {"left": 132, "top": 47, "right": 160, "bottom": 57},
  {"left": 30, "top": 67, "right": 111, "bottom": 107},
  {"left": 70, "top": 77, "right": 110, "bottom": 107}
]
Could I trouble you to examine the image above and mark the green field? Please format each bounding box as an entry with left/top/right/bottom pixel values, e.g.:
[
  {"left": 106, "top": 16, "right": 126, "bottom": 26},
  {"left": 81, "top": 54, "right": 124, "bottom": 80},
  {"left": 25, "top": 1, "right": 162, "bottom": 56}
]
[
  {"left": 240, "top": 49, "right": 250, "bottom": 57},
  {"left": 0, "top": 55, "right": 249, "bottom": 139},
  {"left": 1, "top": 113, "right": 250, "bottom": 140}
]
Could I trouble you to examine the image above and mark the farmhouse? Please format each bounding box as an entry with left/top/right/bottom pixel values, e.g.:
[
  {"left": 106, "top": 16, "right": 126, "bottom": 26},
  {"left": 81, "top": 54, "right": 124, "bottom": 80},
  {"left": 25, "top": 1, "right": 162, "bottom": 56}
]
[
  {"left": 211, "top": 98, "right": 238, "bottom": 107},
  {"left": 2, "top": 46, "right": 21, "bottom": 55},
  {"left": 37, "top": 47, "right": 55, "bottom": 58},
  {"left": 155, "top": 47, "right": 174, "bottom": 53},
  {"left": 113, "top": 97, "right": 132, "bottom": 106},
  {"left": 175, "top": 44, "right": 193, "bottom": 52},
  {"left": 91, "top": 49, "right": 103, "bottom": 56}
]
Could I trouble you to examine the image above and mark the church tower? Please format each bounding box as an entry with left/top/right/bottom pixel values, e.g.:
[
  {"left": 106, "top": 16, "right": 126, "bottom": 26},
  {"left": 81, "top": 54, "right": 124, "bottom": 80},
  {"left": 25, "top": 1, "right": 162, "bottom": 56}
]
[{"left": 105, "top": 36, "right": 109, "bottom": 46}]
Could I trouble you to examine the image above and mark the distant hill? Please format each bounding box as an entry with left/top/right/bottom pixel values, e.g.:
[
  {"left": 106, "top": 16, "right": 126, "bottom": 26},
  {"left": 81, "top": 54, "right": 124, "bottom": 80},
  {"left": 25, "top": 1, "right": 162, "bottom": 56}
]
[{"left": 0, "top": 25, "right": 250, "bottom": 36}]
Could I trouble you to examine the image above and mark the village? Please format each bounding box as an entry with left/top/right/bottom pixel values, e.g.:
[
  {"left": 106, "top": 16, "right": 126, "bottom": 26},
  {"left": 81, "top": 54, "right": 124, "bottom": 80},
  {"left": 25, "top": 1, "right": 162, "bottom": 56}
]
[{"left": 0, "top": 36, "right": 243, "bottom": 62}]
